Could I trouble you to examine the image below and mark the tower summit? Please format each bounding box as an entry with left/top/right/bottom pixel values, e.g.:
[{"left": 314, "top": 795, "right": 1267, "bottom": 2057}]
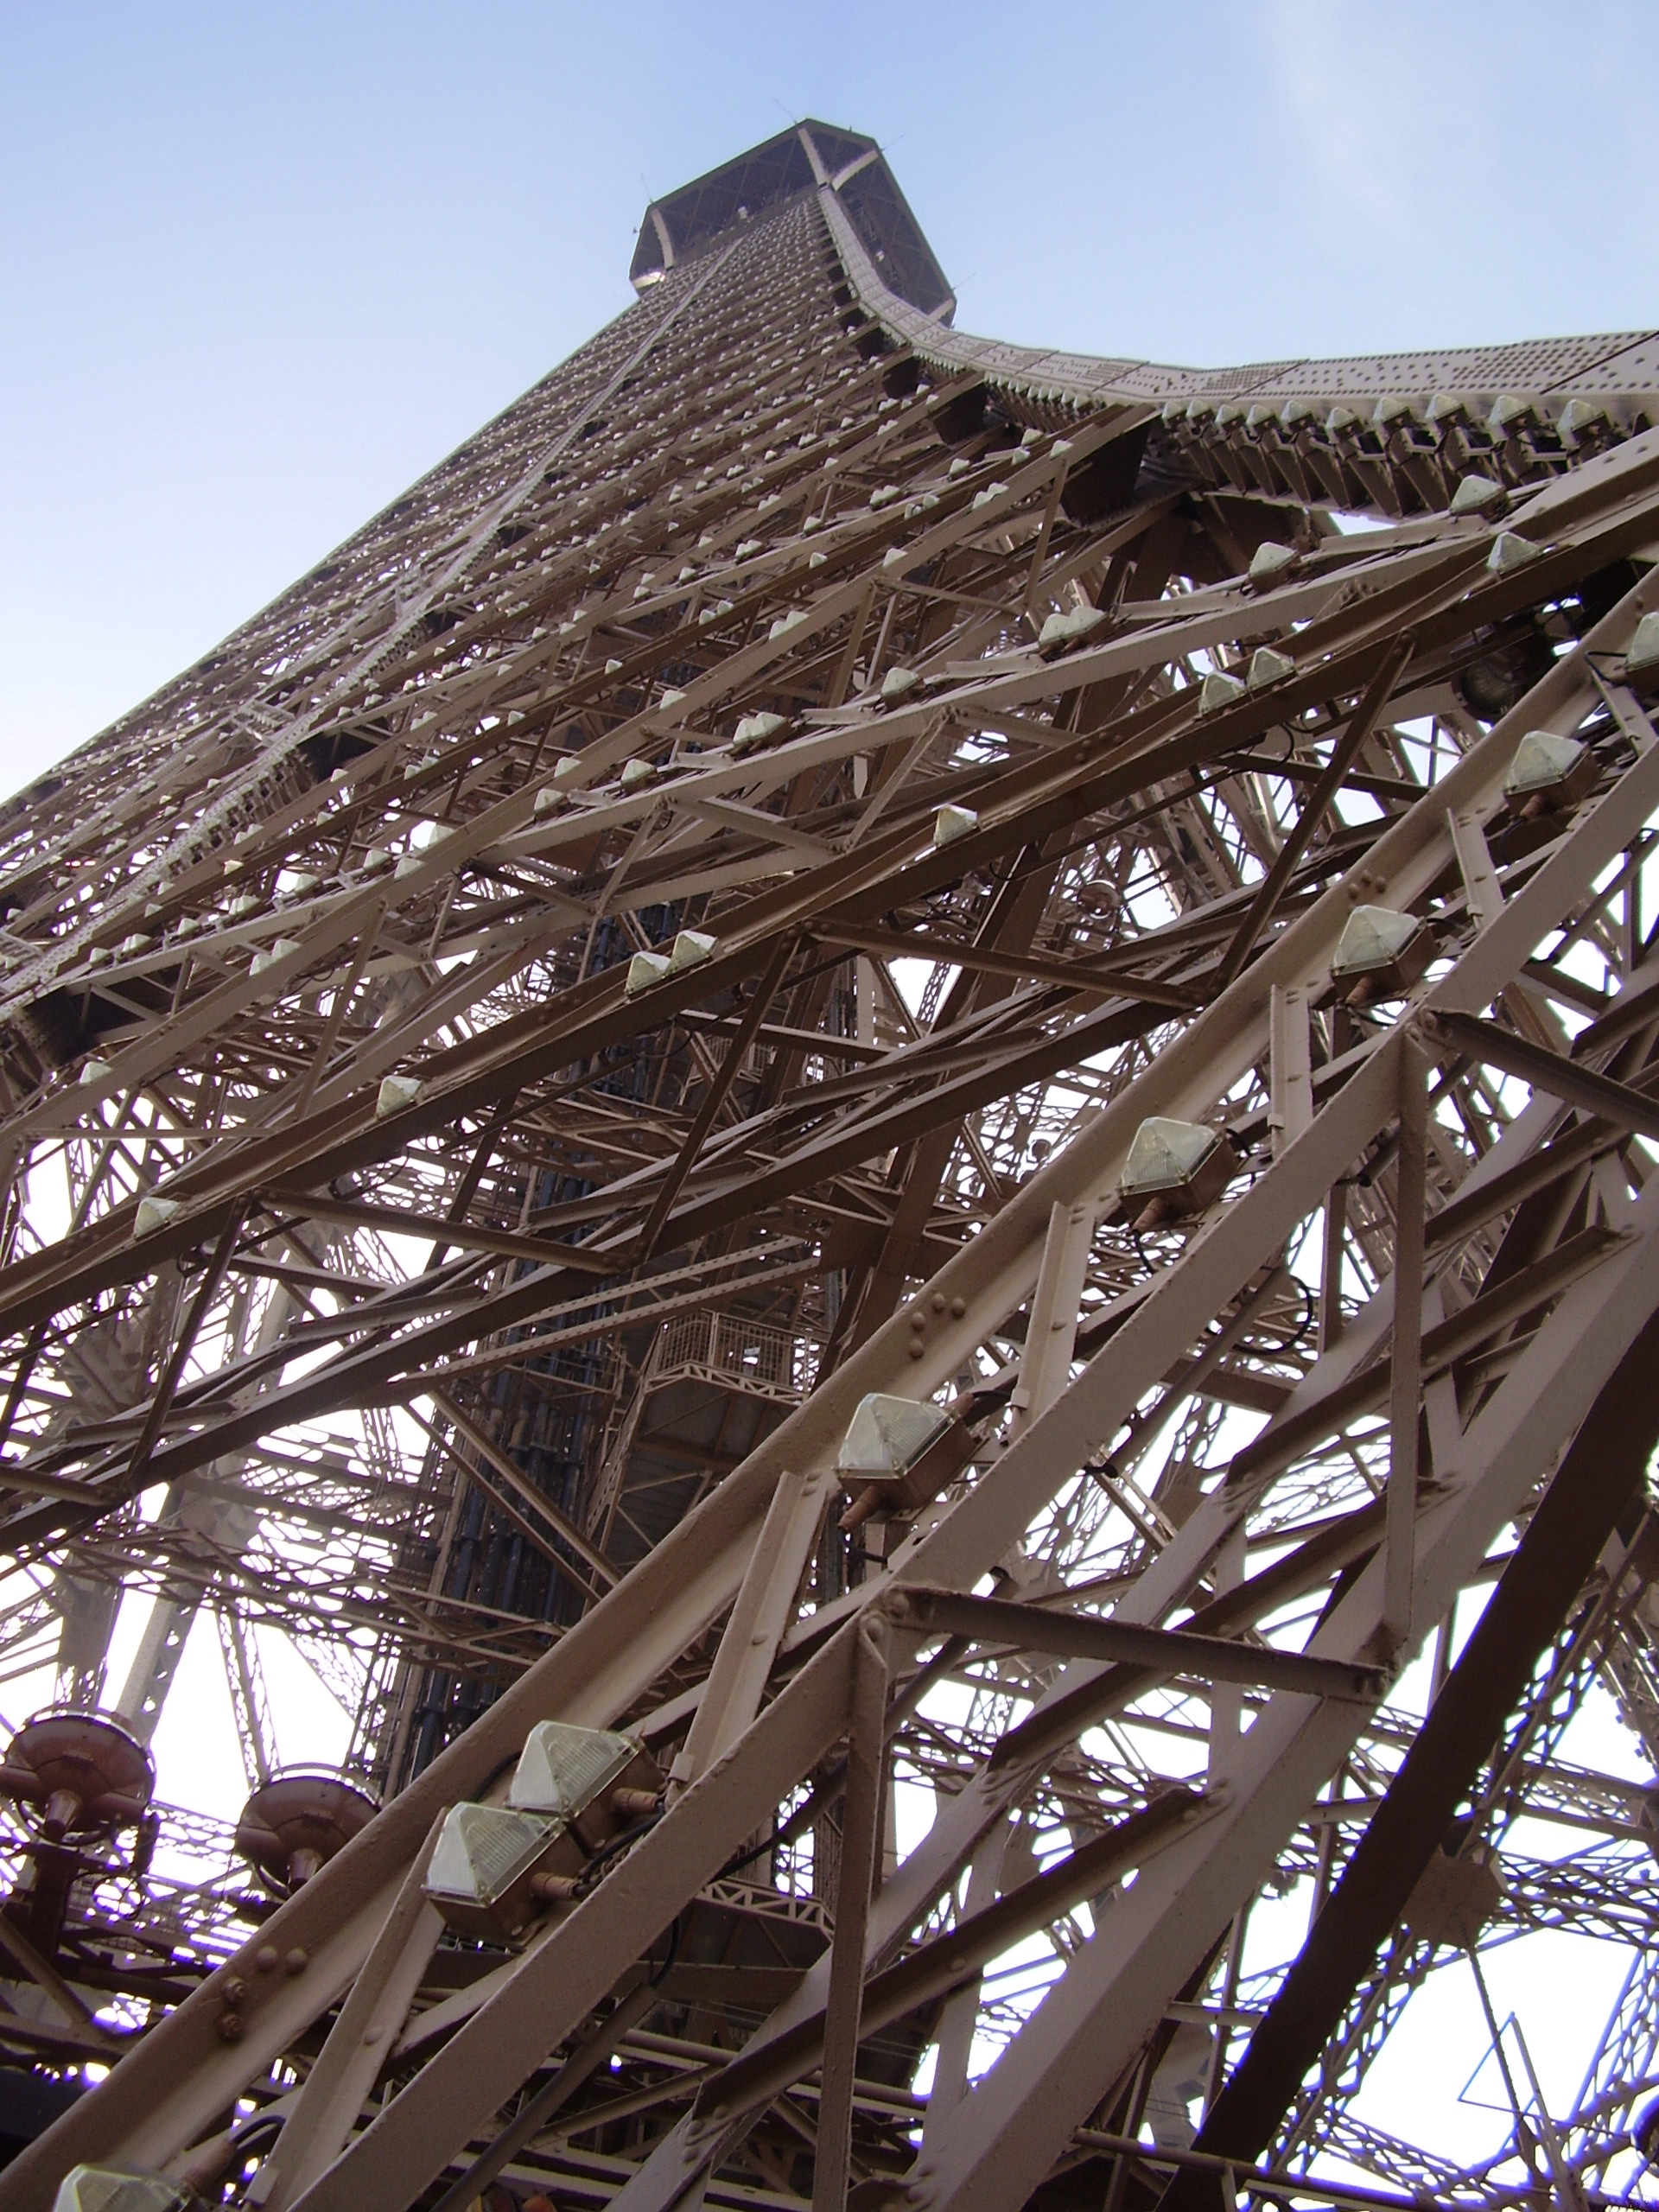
[
  {"left": 5, "top": 127, "right": 1659, "bottom": 2212},
  {"left": 632, "top": 120, "right": 953, "bottom": 317}
]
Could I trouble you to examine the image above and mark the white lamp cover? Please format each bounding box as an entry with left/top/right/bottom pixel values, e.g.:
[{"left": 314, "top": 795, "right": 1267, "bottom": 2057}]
[
  {"left": 54, "top": 2166, "right": 195, "bottom": 2212},
  {"left": 1118, "top": 1116, "right": 1219, "bottom": 1198},
  {"left": 1332, "top": 905, "right": 1422, "bottom": 977},
  {"left": 837, "top": 1393, "right": 950, "bottom": 1479},
  {"left": 508, "top": 1721, "right": 639, "bottom": 1820},
  {"left": 625, "top": 950, "right": 673, "bottom": 995},
  {"left": 424, "top": 1802, "right": 555, "bottom": 1907},
  {"left": 669, "top": 929, "right": 716, "bottom": 971},
  {"left": 1504, "top": 729, "right": 1586, "bottom": 796},
  {"left": 1247, "top": 646, "right": 1295, "bottom": 689}
]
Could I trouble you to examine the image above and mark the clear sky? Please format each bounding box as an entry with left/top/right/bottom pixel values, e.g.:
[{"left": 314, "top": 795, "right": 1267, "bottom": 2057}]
[{"left": 2, "top": 0, "right": 1656, "bottom": 796}]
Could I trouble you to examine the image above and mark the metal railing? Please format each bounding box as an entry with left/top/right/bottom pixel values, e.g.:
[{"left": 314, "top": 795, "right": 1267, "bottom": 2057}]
[{"left": 653, "top": 1311, "right": 820, "bottom": 1401}]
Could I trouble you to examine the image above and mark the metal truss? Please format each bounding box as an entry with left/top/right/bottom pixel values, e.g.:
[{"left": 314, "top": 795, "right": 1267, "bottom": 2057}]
[{"left": 5, "top": 117, "right": 1659, "bottom": 2212}]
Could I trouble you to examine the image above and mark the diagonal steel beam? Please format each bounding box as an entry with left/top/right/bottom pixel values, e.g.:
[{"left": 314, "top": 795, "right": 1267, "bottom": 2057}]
[{"left": 1160, "top": 1299, "right": 1659, "bottom": 2212}]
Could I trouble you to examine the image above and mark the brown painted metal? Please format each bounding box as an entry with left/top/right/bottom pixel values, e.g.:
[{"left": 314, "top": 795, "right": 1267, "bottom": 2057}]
[
  {"left": 1161, "top": 1304, "right": 1659, "bottom": 2212},
  {"left": 3, "top": 121, "right": 1659, "bottom": 2212}
]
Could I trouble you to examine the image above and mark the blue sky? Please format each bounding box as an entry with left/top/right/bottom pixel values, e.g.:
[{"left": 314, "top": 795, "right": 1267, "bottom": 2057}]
[{"left": 2, "top": 0, "right": 1656, "bottom": 793}]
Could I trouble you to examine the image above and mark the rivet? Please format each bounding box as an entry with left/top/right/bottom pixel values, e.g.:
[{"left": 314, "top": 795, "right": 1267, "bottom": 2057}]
[
  {"left": 254, "top": 1945, "right": 280, "bottom": 1974},
  {"left": 910, "top": 1312, "right": 926, "bottom": 1332},
  {"left": 950, "top": 1297, "right": 966, "bottom": 1318},
  {"left": 931, "top": 1291, "right": 947, "bottom": 1313},
  {"left": 283, "top": 1947, "right": 309, "bottom": 1976},
  {"left": 908, "top": 1342, "right": 925, "bottom": 1360}
]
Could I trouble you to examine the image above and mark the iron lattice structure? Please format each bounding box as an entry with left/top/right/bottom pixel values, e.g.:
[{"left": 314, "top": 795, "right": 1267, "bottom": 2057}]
[{"left": 3, "top": 118, "right": 1659, "bottom": 2212}]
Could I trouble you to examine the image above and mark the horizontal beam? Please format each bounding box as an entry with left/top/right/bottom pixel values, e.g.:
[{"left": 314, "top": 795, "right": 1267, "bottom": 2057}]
[
  {"left": 1424, "top": 1007, "right": 1659, "bottom": 1141},
  {"left": 891, "top": 1587, "right": 1389, "bottom": 1702},
  {"left": 817, "top": 921, "right": 1201, "bottom": 1010}
]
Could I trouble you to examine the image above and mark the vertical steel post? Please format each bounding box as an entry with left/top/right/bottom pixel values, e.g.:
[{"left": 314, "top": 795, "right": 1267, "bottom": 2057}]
[
  {"left": 1385, "top": 1039, "right": 1427, "bottom": 1651},
  {"left": 814, "top": 1616, "right": 891, "bottom": 2212}
]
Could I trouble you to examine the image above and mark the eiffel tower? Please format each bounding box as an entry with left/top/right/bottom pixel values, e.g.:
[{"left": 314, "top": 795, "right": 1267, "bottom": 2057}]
[{"left": 7, "top": 119, "right": 1659, "bottom": 2212}]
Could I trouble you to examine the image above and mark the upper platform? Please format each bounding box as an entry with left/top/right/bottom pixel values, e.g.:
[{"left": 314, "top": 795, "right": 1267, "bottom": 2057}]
[
  {"left": 631, "top": 120, "right": 955, "bottom": 321},
  {"left": 636, "top": 124, "right": 1659, "bottom": 487}
]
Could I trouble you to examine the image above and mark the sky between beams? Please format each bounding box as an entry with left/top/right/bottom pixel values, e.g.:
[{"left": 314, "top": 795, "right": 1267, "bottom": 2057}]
[{"left": 2, "top": 0, "right": 1656, "bottom": 791}]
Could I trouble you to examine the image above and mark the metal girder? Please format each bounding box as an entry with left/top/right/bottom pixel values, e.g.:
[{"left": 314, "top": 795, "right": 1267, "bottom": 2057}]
[
  {"left": 889, "top": 1588, "right": 1387, "bottom": 1702},
  {"left": 1161, "top": 1301, "right": 1659, "bottom": 2211},
  {"left": 7, "top": 121, "right": 1659, "bottom": 2212}
]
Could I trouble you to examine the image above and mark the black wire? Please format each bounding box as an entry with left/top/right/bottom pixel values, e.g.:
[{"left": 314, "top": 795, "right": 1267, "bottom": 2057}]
[
  {"left": 715, "top": 1823, "right": 787, "bottom": 1880},
  {"left": 714, "top": 1760, "right": 846, "bottom": 1882},
  {"left": 649, "top": 1913, "right": 683, "bottom": 1987},
  {"left": 571, "top": 1810, "right": 662, "bottom": 1896},
  {"left": 1244, "top": 1275, "right": 1317, "bottom": 1358},
  {"left": 576, "top": 1758, "right": 845, "bottom": 1898},
  {"left": 716, "top": 1826, "right": 783, "bottom": 1879},
  {"left": 227, "top": 2113, "right": 285, "bottom": 2157}
]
